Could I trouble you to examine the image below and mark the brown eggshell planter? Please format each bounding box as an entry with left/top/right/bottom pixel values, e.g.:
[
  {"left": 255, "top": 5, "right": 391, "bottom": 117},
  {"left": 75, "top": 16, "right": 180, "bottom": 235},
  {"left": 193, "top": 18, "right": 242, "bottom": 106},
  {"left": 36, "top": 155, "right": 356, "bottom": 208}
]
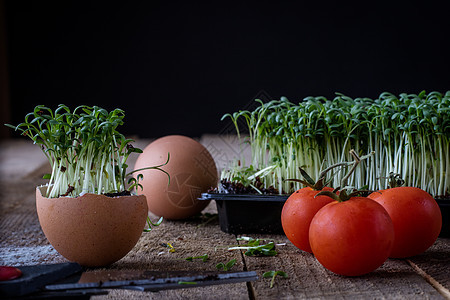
[
  {"left": 36, "top": 186, "right": 148, "bottom": 267},
  {"left": 200, "top": 193, "right": 450, "bottom": 238}
]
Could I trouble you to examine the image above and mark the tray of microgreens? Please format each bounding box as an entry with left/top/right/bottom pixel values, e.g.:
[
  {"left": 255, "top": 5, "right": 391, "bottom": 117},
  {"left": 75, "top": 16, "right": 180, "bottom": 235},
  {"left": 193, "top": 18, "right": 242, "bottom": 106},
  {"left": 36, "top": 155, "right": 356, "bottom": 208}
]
[{"left": 201, "top": 90, "right": 449, "bottom": 234}]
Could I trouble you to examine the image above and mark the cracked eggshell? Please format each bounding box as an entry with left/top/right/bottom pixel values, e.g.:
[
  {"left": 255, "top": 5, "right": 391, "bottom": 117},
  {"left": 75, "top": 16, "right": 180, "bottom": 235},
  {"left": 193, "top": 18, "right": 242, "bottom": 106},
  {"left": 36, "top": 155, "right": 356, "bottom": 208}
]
[
  {"left": 134, "top": 135, "right": 218, "bottom": 220},
  {"left": 36, "top": 186, "right": 148, "bottom": 267}
]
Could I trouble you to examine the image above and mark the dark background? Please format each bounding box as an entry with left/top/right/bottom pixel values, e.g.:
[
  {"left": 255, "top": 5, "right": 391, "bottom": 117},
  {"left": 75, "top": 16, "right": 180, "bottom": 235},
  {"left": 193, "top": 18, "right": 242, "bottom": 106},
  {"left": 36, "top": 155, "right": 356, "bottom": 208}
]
[{"left": 2, "top": 1, "right": 449, "bottom": 138}]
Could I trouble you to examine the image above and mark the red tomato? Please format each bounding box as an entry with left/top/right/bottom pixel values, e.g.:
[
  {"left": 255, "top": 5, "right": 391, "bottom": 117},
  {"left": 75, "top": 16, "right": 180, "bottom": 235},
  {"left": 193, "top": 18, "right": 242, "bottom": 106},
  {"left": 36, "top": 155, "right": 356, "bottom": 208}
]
[
  {"left": 368, "top": 187, "right": 442, "bottom": 258},
  {"left": 281, "top": 187, "right": 335, "bottom": 253},
  {"left": 309, "top": 197, "right": 394, "bottom": 276}
]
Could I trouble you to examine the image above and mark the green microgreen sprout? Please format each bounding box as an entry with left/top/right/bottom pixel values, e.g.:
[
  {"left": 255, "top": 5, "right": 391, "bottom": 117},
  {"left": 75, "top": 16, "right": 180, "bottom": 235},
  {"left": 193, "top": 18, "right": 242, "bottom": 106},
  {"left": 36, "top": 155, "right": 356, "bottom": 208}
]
[
  {"left": 127, "top": 174, "right": 144, "bottom": 192},
  {"left": 185, "top": 254, "right": 209, "bottom": 262},
  {"left": 228, "top": 237, "right": 277, "bottom": 257},
  {"left": 178, "top": 281, "right": 197, "bottom": 285},
  {"left": 216, "top": 259, "right": 236, "bottom": 271},
  {"left": 5, "top": 104, "right": 171, "bottom": 198},
  {"left": 144, "top": 216, "right": 164, "bottom": 232},
  {"left": 221, "top": 91, "right": 449, "bottom": 197},
  {"left": 263, "top": 270, "right": 288, "bottom": 288}
]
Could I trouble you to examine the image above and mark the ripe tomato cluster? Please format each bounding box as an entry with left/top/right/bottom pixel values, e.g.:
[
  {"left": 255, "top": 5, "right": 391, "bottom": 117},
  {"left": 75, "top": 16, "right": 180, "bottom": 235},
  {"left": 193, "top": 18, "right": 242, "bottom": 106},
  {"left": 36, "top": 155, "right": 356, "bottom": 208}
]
[{"left": 282, "top": 185, "right": 442, "bottom": 276}]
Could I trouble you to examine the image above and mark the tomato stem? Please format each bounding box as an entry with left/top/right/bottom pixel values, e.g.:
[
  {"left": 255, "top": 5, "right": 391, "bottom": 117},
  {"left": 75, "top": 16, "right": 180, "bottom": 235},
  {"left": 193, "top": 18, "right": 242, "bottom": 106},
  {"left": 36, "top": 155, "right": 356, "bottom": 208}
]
[{"left": 316, "top": 150, "right": 374, "bottom": 202}]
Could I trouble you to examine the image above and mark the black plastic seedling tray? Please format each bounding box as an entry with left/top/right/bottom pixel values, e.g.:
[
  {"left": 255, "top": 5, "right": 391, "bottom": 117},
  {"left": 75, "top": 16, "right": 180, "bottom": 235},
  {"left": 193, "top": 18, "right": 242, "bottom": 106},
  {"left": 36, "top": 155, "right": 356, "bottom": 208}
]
[
  {"left": 199, "top": 193, "right": 289, "bottom": 234},
  {"left": 436, "top": 198, "right": 450, "bottom": 238},
  {"left": 200, "top": 193, "right": 449, "bottom": 237}
]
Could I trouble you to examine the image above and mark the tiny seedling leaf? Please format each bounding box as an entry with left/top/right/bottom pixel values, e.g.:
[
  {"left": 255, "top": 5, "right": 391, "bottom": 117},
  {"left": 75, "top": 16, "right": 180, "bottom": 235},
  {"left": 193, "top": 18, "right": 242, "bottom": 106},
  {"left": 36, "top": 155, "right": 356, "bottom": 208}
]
[
  {"left": 185, "top": 254, "right": 209, "bottom": 262},
  {"left": 263, "top": 270, "right": 288, "bottom": 288},
  {"left": 144, "top": 216, "right": 163, "bottom": 232},
  {"left": 228, "top": 238, "right": 278, "bottom": 257},
  {"left": 178, "top": 281, "right": 197, "bottom": 285},
  {"left": 216, "top": 259, "right": 236, "bottom": 271}
]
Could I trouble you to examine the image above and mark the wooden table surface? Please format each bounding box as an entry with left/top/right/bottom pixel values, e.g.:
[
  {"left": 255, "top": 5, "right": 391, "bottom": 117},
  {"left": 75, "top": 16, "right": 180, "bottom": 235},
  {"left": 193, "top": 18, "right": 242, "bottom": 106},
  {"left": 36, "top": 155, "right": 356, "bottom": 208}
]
[{"left": 1, "top": 136, "right": 449, "bottom": 299}]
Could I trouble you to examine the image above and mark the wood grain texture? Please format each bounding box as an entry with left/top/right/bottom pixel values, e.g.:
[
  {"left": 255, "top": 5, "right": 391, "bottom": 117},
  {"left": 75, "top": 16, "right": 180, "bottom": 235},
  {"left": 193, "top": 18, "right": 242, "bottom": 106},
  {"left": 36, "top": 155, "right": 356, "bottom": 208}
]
[
  {"left": 0, "top": 138, "right": 449, "bottom": 299},
  {"left": 235, "top": 234, "right": 445, "bottom": 299}
]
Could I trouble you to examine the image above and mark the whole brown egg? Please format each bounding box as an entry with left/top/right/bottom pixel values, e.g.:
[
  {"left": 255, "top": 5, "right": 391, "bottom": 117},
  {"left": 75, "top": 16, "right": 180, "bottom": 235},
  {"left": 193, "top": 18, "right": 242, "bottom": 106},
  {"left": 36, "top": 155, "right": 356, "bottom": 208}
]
[{"left": 134, "top": 135, "right": 218, "bottom": 219}]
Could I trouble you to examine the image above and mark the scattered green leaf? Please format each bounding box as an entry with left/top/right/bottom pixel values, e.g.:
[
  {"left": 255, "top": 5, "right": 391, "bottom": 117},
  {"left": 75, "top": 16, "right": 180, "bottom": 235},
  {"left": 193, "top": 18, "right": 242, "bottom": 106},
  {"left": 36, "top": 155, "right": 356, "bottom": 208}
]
[
  {"left": 228, "top": 237, "right": 277, "bottom": 257},
  {"left": 178, "top": 281, "right": 197, "bottom": 285},
  {"left": 185, "top": 254, "right": 209, "bottom": 262},
  {"left": 216, "top": 259, "right": 236, "bottom": 271},
  {"left": 263, "top": 270, "right": 288, "bottom": 288},
  {"left": 144, "top": 216, "right": 163, "bottom": 232}
]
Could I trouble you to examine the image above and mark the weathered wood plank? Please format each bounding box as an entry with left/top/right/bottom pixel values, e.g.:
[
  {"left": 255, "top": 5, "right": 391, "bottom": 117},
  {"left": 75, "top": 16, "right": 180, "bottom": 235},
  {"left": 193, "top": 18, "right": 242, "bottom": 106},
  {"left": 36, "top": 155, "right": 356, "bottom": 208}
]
[
  {"left": 407, "top": 238, "right": 450, "bottom": 298},
  {"left": 1, "top": 137, "right": 449, "bottom": 300},
  {"left": 0, "top": 178, "right": 249, "bottom": 299},
  {"left": 240, "top": 234, "right": 445, "bottom": 299},
  {"left": 101, "top": 215, "right": 249, "bottom": 299},
  {"left": 0, "top": 140, "right": 250, "bottom": 299},
  {"left": 199, "top": 135, "right": 450, "bottom": 299}
]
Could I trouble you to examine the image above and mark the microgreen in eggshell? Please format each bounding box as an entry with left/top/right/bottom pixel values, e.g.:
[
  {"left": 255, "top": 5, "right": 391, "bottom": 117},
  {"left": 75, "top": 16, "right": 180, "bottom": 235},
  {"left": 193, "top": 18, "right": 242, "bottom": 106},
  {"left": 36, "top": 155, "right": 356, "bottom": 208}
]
[{"left": 5, "top": 104, "right": 170, "bottom": 198}]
